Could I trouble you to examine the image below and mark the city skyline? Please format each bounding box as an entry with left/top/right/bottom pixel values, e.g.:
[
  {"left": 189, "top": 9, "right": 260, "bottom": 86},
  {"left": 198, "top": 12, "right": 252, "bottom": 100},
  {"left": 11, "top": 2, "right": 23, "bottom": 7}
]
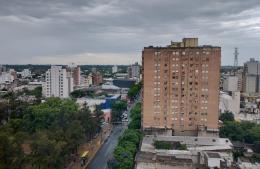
[{"left": 1, "top": 0, "right": 260, "bottom": 65}]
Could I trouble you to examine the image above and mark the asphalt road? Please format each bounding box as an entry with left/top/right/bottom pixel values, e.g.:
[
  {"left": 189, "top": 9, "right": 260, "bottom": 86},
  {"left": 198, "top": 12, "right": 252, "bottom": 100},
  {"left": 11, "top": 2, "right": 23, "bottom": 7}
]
[
  {"left": 87, "top": 125, "right": 124, "bottom": 169},
  {"left": 86, "top": 100, "right": 139, "bottom": 169}
]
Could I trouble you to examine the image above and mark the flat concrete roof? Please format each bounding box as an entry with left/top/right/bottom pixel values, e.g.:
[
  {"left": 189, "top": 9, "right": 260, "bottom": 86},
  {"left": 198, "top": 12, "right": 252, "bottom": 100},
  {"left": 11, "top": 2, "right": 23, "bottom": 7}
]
[{"left": 141, "top": 135, "right": 233, "bottom": 153}]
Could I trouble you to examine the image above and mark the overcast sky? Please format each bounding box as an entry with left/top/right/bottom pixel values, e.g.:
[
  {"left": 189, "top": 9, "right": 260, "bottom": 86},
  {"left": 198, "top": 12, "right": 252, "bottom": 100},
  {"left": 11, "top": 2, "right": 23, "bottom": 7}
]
[{"left": 0, "top": 0, "right": 260, "bottom": 65}]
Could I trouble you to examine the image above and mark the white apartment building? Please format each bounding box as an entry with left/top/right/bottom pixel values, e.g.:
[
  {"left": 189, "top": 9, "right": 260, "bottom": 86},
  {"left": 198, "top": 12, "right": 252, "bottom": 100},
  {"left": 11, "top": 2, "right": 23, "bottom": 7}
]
[
  {"left": 219, "top": 91, "right": 240, "bottom": 114},
  {"left": 223, "top": 75, "right": 239, "bottom": 92},
  {"left": 0, "top": 72, "right": 15, "bottom": 84},
  {"left": 42, "top": 66, "right": 73, "bottom": 98},
  {"left": 112, "top": 65, "right": 118, "bottom": 73},
  {"left": 21, "top": 69, "right": 31, "bottom": 78}
]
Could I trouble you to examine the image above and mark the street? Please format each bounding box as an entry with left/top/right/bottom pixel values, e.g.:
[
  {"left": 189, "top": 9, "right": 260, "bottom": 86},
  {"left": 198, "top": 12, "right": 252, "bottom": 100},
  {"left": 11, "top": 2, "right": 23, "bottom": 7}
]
[
  {"left": 87, "top": 101, "right": 138, "bottom": 169},
  {"left": 86, "top": 125, "right": 124, "bottom": 169}
]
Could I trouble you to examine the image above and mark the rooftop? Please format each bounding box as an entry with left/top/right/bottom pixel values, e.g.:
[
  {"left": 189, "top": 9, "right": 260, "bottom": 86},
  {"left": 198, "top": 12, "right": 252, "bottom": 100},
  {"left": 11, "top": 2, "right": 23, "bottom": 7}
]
[
  {"left": 141, "top": 135, "right": 233, "bottom": 153},
  {"left": 144, "top": 45, "right": 221, "bottom": 49},
  {"left": 113, "top": 79, "right": 136, "bottom": 88},
  {"left": 205, "top": 152, "right": 221, "bottom": 158}
]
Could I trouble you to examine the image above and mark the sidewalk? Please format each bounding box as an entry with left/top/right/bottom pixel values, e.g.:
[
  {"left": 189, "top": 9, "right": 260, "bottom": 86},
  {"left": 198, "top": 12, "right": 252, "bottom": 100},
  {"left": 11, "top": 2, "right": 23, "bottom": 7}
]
[{"left": 69, "top": 124, "right": 112, "bottom": 169}]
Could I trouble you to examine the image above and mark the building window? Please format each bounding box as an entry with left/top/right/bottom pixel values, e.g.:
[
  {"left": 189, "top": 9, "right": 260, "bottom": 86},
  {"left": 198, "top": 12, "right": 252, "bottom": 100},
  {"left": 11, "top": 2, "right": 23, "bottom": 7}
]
[{"left": 155, "top": 51, "right": 161, "bottom": 55}]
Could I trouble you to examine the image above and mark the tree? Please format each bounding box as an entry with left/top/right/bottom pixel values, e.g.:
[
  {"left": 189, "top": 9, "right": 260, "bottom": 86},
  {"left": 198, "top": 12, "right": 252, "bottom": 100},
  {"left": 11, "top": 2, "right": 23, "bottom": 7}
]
[
  {"left": 219, "top": 121, "right": 244, "bottom": 141},
  {"left": 249, "top": 126, "right": 260, "bottom": 143},
  {"left": 30, "top": 131, "right": 56, "bottom": 169},
  {"left": 94, "top": 106, "right": 104, "bottom": 132},
  {"left": 78, "top": 108, "right": 96, "bottom": 140},
  {"left": 29, "top": 86, "right": 42, "bottom": 99},
  {"left": 110, "top": 103, "right": 142, "bottom": 169},
  {"left": 119, "top": 129, "right": 140, "bottom": 146},
  {"left": 65, "top": 120, "right": 84, "bottom": 153},
  {"left": 219, "top": 111, "right": 234, "bottom": 122},
  {"left": 113, "top": 146, "right": 134, "bottom": 169},
  {"left": 254, "top": 141, "right": 260, "bottom": 153},
  {"left": 127, "top": 82, "right": 142, "bottom": 101},
  {"left": 0, "top": 101, "right": 9, "bottom": 124},
  {"left": 111, "top": 101, "right": 127, "bottom": 122},
  {"left": 128, "top": 103, "right": 141, "bottom": 129},
  {"left": 0, "top": 133, "right": 24, "bottom": 169},
  {"left": 70, "top": 90, "right": 86, "bottom": 98},
  {"left": 71, "top": 90, "right": 95, "bottom": 98},
  {"left": 0, "top": 97, "right": 108, "bottom": 169}
]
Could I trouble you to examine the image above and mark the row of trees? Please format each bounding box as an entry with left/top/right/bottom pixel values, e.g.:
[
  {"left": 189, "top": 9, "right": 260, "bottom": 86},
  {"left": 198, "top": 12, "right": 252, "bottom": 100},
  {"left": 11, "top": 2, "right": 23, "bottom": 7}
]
[
  {"left": 0, "top": 98, "right": 103, "bottom": 169},
  {"left": 70, "top": 90, "right": 95, "bottom": 98},
  {"left": 220, "top": 112, "right": 260, "bottom": 145},
  {"left": 108, "top": 103, "right": 142, "bottom": 169},
  {"left": 220, "top": 120, "right": 260, "bottom": 147},
  {"left": 70, "top": 89, "right": 109, "bottom": 99},
  {"left": 111, "top": 100, "right": 127, "bottom": 123},
  {"left": 128, "top": 103, "right": 141, "bottom": 129},
  {"left": 127, "top": 82, "right": 142, "bottom": 101}
]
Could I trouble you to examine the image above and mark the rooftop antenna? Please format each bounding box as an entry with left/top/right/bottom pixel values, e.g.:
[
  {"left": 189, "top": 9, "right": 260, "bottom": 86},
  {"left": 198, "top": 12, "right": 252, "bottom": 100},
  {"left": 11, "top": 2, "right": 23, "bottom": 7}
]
[{"left": 234, "top": 47, "right": 239, "bottom": 67}]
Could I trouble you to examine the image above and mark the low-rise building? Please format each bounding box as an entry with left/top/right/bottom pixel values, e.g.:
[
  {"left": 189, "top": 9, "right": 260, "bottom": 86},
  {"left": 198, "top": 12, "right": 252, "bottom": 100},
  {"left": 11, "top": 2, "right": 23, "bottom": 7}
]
[
  {"left": 115, "top": 73, "right": 128, "bottom": 79},
  {"left": 237, "top": 157, "right": 260, "bottom": 169},
  {"left": 112, "top": 79, "right": 136, "bottom": 89},
  {"left": 101, "top": 82, "right": 121, "bottom": 94},
  {"left": 136, "top": 135, "right": 233, "bottom": 169},
  {"left": 77, "top": 98, "right": 106, "bottom": 112},
  {"left": 237, "top": 101, "right": 260, "bottom": 124}
]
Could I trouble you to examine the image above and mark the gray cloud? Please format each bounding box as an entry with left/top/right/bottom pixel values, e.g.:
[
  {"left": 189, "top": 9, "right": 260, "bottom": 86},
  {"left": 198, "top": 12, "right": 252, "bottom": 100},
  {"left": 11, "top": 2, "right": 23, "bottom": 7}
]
[{"left": 0, "top": 0, "right": 260, "bottom": 65}]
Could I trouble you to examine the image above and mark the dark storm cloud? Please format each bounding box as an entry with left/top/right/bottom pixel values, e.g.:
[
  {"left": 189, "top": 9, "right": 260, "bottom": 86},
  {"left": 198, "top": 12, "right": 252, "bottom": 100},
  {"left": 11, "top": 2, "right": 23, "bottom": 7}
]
[{"left": 0, "top": 0, "right": 260, "bottom": 64}]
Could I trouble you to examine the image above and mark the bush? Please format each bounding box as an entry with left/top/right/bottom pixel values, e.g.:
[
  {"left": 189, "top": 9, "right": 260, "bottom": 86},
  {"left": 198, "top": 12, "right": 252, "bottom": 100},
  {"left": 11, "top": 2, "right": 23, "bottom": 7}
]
[
  {"left": 219, "top": 111, "right": 234, "bottom": 122},
  {"left": 154, "top": 141, "right": 172, "bottom": 150},
  {"left": 177, "top": 143, "right": 187, "bottom": 150},
  {"left": 128, "top": 103, "right": 141, "bottom": 130},
  {"left": 252, "top": 153, "right": 260, "bottom": 163}
]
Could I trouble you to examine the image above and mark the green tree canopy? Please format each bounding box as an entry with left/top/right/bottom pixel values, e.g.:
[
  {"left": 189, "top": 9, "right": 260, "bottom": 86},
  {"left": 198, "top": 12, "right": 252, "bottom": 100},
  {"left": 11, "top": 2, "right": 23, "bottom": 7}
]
[
  {"left": 0, "top": 97, "right": 103, "bottom": 169},
  {"left": 219, "top": 111, "right": 234, "bottom": 122}
]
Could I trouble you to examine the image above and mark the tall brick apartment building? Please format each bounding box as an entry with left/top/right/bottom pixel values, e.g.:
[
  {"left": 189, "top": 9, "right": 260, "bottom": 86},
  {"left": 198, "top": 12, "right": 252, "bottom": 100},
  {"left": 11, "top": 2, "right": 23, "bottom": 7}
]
[{"left": 142, "top": 38, "right": 221, "bottom": 136}]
